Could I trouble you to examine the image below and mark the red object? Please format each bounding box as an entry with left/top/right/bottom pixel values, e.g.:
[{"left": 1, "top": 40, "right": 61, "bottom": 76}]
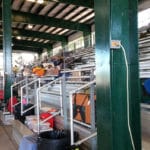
[
  {"left": 7, "top": 96, "right": 18, "bottom": 113},
  {"left": 0, "top": 90, "right": 4, "bottom": 101},
  {"left": 40, "top": 112, "right": 54, "bottom": 128}
]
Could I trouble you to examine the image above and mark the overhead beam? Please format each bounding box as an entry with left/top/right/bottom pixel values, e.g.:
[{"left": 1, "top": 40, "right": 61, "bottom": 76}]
[
  {"left": 0, "top": 9, "right": 90, "bottom": 33},
  {"left": 12, "top": 39, "right": 52, "bottom": 49},
  {"left": 13, "top": 28, "right": 67, "bottom": 42},
  {"left": 12, "top": 45, "right": 43, "bottom": 53},
  {"left": 0, "top": 38, "right": 52, "bottom": 49},
  {"left": 10, "top": 10, "right": 91, "bottom": 33},
  {"left": 0, "top": 45, "right": 42, "bottom": 53},
  {"left": 0, "top": 28, "right": 68, "bottom": 42},
  {"left": 47, "top": 0, "right": 93, "bottom": 8}
]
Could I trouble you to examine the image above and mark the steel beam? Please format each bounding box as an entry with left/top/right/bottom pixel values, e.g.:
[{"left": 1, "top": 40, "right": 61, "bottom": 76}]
[
  {"left": 10, "top": 10, "right": 91, "bottom": 33},
  {"left": 20, "top": 0, "right": 93, "bottom": 8},
  {"left": 12, "top": 39, "right": 52, "bottom": 49},
  {"left": 2, "top": 0, "right": 12, "bottom": 103},
  {"left": 12, "top": 46, "right": 43, "bottom": 53},
  {"left": 0, "top": 9, "right": 91, "bottom": 32},
  {"left": 0, "top": 28, "right": 68, "bottom": 42},
  {"left": 47, "top": 0, "right": 93, "bottom": 8},
  {"left": 83, "top": 32, "right": 92, "bottom": 48},
  {"left": 0, "top": 37, "right": 52, "bottom": 51},
  {"left": 95, "top": 0, "right": 141, "bottom": 150},
  {"left": 13, "top": 28, "right": 67, "bottom": 42},
  {"left": 0, "top": 45, "right": 42, "bottom": 53}
]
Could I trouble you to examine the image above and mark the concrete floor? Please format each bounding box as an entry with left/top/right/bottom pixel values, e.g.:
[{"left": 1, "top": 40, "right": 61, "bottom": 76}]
[
  {"left": 0, "top": 112, "right": 150, "bottom": 150},
  {"left": 0, "top": 124, "right": 149, "bottom": 150},
  {"left": 0, "top": 124, "right": 18, "bottom": 150},
  {"left": 142, "top": 133, "right": 150, "bottom": 150}
]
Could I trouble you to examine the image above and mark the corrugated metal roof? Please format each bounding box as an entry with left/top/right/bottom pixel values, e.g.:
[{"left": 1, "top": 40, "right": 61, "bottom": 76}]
[{"left": 1, "top": 0, "right": 94, "bottom": 51}]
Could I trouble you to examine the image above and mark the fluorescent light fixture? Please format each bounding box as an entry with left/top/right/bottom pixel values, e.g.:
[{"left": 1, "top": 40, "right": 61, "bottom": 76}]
[
  {"left": 28, "top": 24, "right": 33, "bottom": 29},
  {"left": 16, "top": 36, "right": 21, "bottom": 40},
  {"left": 37, "top": 0, "right": 44, "bottom": 4},
  {"left": 138, "top": 8, "right": 150, "bottom": 28},
  {"left": 26, "top": 0, "right": 44, "bottom": 3},
  {"left": 26, "top": 0, "right": 36, "bottom": 2}
]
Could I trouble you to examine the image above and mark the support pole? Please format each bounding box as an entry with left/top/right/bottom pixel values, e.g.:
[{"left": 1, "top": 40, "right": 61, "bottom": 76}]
[
  {"left": 95, "top": 0, "right": 141, "bottom": 149},
  {"left": 47, "top": 46, "right": 53, "bottom": 57},
  {"left": 61, "top": 42, "right": 69, "bottom": 129},
  {"left": 2, "top": 0, "right": 12, "bottom": 103},
  {"left": 83, "top": 32, "right": 92, "bottom": 48}
]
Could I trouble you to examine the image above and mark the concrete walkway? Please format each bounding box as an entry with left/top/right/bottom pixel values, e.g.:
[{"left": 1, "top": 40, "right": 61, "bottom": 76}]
[
  {"left": 0, "top": 124, "right": 18, "bottom": 150},
  {"left": 0, "top": 121, "right": 149, "bottom": 150}
]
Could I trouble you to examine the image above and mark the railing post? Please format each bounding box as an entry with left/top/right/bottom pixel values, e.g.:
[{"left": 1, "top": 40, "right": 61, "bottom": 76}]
[
  {"left": 61, "top": 75, "right": 68, "bottom": 129},
  {"left": 69, "top": 92, "right": 74, "bottom": 145},
  {"left": 25, "top": 76, "right": 29, "bottom": 103},
  {"left": 90, "top": 70, "right": 96, "bottom": 130}
]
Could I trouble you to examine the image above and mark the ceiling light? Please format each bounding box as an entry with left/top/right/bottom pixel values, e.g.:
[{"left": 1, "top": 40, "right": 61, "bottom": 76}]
[
  {"left": 28, "top": 24, "right": 33, "bottom": 29},
  {"left": 37, "top": 0, "right": 44, "bottom": 4},
  {"left": 16, "top": 36, "right": 21, "bottom": 40},
  {"left": 26, "top": 0, "right": 36, "bottom": 2}
]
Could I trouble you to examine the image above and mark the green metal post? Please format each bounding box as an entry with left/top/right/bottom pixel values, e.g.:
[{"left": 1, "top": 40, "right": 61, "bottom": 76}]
[
  {"left": 95, "top": 0, "right": 141, "bottom": 149},
  {"left": 47, "top": 46, "right": 52, "bottom": 57},
  {"left": 2, "top": 0, "right": 12, "bottom": 103},
  {"left": 83, "top": 32, "right": 92, "bottom": 48}
]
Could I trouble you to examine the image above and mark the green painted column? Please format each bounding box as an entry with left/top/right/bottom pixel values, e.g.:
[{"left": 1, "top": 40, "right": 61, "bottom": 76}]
[
  {"left": 47, "top": 46, "right": 52, "bottom": 57},
  {"left": 95, "top": 0, "right": 141, "bottom": 149},
  {"left": 83, "top": 32, "right": 92, "bottom": 48},
  {"left": 2, "top": 0, "right": 12, "bottom": 103}
]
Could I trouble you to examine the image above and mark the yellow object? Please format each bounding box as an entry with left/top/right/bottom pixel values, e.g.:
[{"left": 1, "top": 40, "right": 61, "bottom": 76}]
[{"left": 13, "top": 65, "right": 19, "bottom": 73}]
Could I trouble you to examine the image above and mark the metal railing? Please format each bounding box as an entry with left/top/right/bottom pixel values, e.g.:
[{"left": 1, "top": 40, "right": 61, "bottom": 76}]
[
  {"left": 11, "top": 77, "right": 32, "bottom": 113},
  {"left": 36, "top": 77, "right": 62, "bottom": 133},
  {"left": 20, "top": 76, "right": 55, "bottom": 115},
  {"left": 69, "top": 79, "right": 96, "bottom": 146}
]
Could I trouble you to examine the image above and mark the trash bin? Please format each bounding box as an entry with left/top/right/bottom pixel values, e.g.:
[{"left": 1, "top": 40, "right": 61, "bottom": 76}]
[
  {"left": 14, "top": 103, "right": 35, "bottom": 123},
  {"left": 38, "top": 130, "right": 78, "bottom": 150}
]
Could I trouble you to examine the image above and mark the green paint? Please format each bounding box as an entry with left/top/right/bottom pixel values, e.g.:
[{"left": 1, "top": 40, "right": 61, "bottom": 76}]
[
  {"left": 0, "top": 45, "right": 43, "bottom": 52},
  {"left": 12, "top": 39, "right": 52, "bottom": 49},
  {"left": 95, "top": 0, "right": 141, "bottom": 149},
  {"left": 11, "top": 10, "right": 91, "bottom": 32},
  {"left": 48, "top": 0, "right": 93, "bottom": 8},
  {"left": 13, "top": 28, "right": 67, "bottom": 43},
  {"left": 2, "top": 0, "right": 12, "bottom": 102},
  {"left": 83, "top": 32, "right": 92, "bottom": 48},
  {"left": 47, "top": 46, "right": 53, "bottom": 57},
  {"left": 0, "top": 28, "right": 67, "bottom": 42}
]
